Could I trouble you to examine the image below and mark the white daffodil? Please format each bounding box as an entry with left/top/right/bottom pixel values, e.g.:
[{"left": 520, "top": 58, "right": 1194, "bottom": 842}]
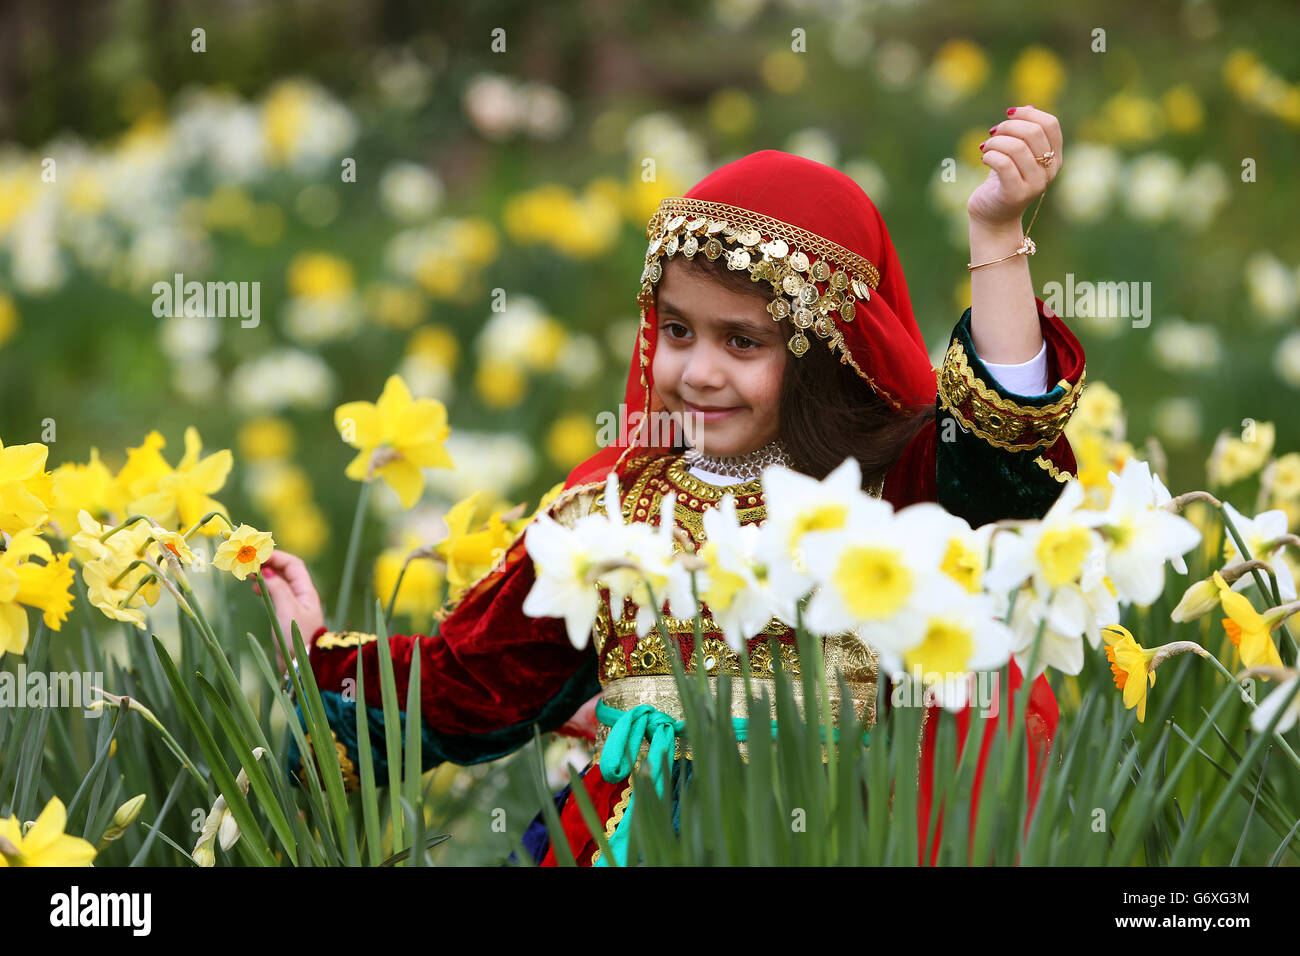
[
  {"left": 984, "top": 479, "right": 1107, "bottom": 602},
  {"left": 1073, "top": 457, "right": 1202, "bottom": 607},
  {"left": 690, "top": 494, "right": 786, "bottom": 652},
  {"left": 755, "top": 456, "right": 892, "bottom": 619},
  {"left": 992, "top": 586, "right": 1088, "bottom": 679},
  {"left": 869, "top": 583, "right": 1013, "bottom": 711},
  {"left": 799, "top": 499, "right": 953, "bottom": 637},
  {"left": 1220, "top": 501, "right": 1297, "bottom": 603},
  {"left": 915, "top": 502, "right": 997, "bottom": 595},
  {"left": 521, "top": 509, "right": 606, "bottom": 650},
  {"left": 1250, "top": 674, "right": 1300, "bottom": 736}
]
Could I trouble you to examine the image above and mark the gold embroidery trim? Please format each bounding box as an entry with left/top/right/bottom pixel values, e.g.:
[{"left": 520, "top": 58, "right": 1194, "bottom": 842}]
[
  {"left": 1033, "top": 454, "right": 1074, "bottom": 482},
  {"left": 300, "top": 728, "right": 361, "bottom": 793},
  {"left": 316, "top": 630, "right": 379, "bottom": 651},
  {"left": 590, "top": 772, "right": 635, "bottom": 866},
  {"left": 938, "top": 337, "right": 1086, "bottom": 452}
]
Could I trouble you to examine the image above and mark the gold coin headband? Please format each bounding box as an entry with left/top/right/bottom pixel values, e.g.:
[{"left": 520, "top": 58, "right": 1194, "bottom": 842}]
[{"left": 637, "top": 197, "right": 882, "bottom": 358}]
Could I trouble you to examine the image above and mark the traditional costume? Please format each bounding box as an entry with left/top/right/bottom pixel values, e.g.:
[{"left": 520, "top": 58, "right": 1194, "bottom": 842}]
[{"left": 290, "top": 150, "right": 1086, "bottom": 866}]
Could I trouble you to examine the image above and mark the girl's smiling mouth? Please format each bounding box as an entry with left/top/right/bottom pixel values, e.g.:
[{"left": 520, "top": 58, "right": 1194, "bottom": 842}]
[{"left": 682, "top": 401, "right": 741, "bottom": 420}]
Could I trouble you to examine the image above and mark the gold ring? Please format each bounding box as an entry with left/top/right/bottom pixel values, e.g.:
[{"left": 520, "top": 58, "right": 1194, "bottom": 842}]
[{"left": 1036, "top": 150, "right": 1055, "bottom": 168}]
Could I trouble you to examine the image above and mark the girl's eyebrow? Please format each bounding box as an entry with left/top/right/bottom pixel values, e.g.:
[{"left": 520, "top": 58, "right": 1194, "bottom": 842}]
[{"left": 658, "top": 296, "right": 774, "bottom": 339}]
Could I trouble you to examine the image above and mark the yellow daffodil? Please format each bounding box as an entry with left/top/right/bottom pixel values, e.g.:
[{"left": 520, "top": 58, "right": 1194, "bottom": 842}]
[
  {"left": 1213, "top": 571, "right": 1285, "bottom": 671},
  {"left": 1170, "top": 575, "right": 1221, "bottom": 622},
  {"left": 375, "top": 532, "right": 445, "bottom": 621},
  {"left": 0, "top": 528, "right": 74, "bottom": 656},
  {"left": 49, "top": 447, "right": 114, "bottom": 534},
  {"left": 334, "top": 374, "right": 453, "bottom": 509},
  {"left": 435, "top": 491, "right": 518, "bottom": 602},
  {"left": 81, "top": 559, "right": 150, "bottom": 631},
  {"left": 146, "top": 527, "right": 199, "bottom": 567},
  {"left": 106, "top": 430, "right": 171, "bottom": 516},
  {"left": 237, "top": 417, "right": 295, "bottom": 462},
  {"left": 0, "top": 439, "right": 52, "bottom": 535},
  {"left": 129, "top": 427, "right": 232, "bottom": 534},
  {"left": 212, "top": 524, "right": 275, "bottom": 581},
  {"left": 1102, "top": 624, "right": 1159, "bottom": 722},
  {"left": 0, "top": 797, "right": 96, "bottom": 866}
]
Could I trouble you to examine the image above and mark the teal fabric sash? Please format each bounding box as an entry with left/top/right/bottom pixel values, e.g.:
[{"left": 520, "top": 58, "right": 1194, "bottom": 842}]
[{"left": 591, "top": 696, "right": 870, "bottom": 866}]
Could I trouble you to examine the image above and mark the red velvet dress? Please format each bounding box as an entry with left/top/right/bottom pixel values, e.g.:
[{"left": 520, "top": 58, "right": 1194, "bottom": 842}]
[{"left": 295, "top": 298, "right": 1085, "bottom": 867}]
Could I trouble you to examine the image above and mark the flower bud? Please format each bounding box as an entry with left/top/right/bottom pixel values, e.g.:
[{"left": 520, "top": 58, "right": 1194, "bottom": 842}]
[{"left": 1170, "top": 577, "right": 1220, "bottom": 622}]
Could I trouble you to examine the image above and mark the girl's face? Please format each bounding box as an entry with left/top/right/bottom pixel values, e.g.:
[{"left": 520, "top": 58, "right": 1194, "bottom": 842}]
[{"left": 652, "top": 258, "right": 786, "bottom": 458}]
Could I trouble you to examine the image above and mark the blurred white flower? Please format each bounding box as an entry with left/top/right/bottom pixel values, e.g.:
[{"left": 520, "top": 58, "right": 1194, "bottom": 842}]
[
  {"left": 159, "top": 312, "right": 221, "bottom": 360},
  {"left": 423, "top": 431, "right": 535, "bottom": 501},
  {"left": 556, "top": 334, "right": 602, "bottom": 387},
  {"left": 1057, "top": 143, "right": 1122, "bottom": 223},
  {"left": 1172, "top": 160, "right": 1229, "bottom": 230},
  {"left": 171, "top": 357, "right": 220, "bottom": 404},
  {"left": 784, "top": 129, "right": 839, "bottom": 168},
  {"left": 379, "top": 162, "right": 444, "bottom": 222},
  {"left": 372, "top": 47, "right": 435, "bottom": 112},
  {"left": 1150, "top": 316, "right": 1221, "bottom": 372},
  {"left": 228, "top": 349, "right": 335, "bottom": 414},
  {"left": 875, "top": 39, "right": 922, "bottom": 89},
  {"left": 518, "top": 81, "right": 571, "bottom": 141},
  {"left": 1245, "top": 251, "right": 1297, "bottom": 323},
  {"left": 1123, "top": 153, "right": 1182, "bottom": 222},
  {"left": 396, "top": 353, "right": 455, "bottom": 404},
  {"left": 843, "top": 158, "right": 889, "bottom": 207},
  {"left": 463, "top": 74, "right": 522, "bottom": 142},
  {"left": 282, "top": 295, "right": 363, "bottom": 344},
  {"left": 1150, "top": 397, "right": 1202, "bottom": 449},
  {"left": 1274, "top": 330, "right": 1300, "bottom": 388}
]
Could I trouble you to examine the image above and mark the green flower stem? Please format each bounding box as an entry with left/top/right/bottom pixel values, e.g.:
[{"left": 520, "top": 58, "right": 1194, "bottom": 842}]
[
  {"left": 333, "top": 479, "right": 372, "bottom": 631},
  {"left": 1196, "top": 649, "right": 1300, "bottom": 773},
  {"left": 252, "top": 571, "right": 293, "bottom": 679},
  {"left": 182, "top": 511, "right": 234, "bottom": 538},
  {"left": 97, "top": 514, "right": 153, "bottom": 543},
  {"left": 93, "top": 694, "right": 207, "bottom": 789}
]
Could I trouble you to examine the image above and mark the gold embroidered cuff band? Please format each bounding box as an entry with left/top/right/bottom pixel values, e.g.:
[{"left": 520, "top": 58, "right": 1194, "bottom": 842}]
[{"left": 937, "top": 336, "right": 1085, "bottom": 452}]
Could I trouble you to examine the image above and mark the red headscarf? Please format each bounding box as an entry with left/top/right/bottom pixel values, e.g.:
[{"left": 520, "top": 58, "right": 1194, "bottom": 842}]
[{"left": 564, "top": 148, "right": 937, "bottom": 492}]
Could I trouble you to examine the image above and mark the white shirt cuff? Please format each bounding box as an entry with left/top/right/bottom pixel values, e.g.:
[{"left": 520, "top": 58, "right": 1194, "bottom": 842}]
[{"left": 978, "top": 341, "right": 1049, "bottom": 396}]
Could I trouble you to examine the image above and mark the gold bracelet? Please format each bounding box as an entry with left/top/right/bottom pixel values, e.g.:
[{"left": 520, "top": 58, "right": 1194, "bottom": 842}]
[{"left": 967, "top": 186, "right": 1047, "bottom": 272}]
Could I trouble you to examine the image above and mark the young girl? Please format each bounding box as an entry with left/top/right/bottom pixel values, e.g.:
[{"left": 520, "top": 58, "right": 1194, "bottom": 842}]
[{"left": 264, "top": 109, "right": 1085, "bottom": 866}]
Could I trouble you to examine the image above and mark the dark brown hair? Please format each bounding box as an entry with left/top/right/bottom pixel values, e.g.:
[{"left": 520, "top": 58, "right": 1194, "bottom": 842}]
[{"left": 658, "top": 253, "right": 933, "bottom": 492}]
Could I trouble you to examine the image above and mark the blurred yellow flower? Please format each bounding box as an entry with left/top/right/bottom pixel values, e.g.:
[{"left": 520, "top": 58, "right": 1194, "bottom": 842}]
[
  {"left": 1102, "top": 624, "right": 1157, "bottom": 723},
  {"left": 927, "top": 39, "right": 988, "bottom": 103},
  {"left": 129, "top": 427, "right": 232, "bottom": 534},
  {"left": 1094, "top": 90, "right": 1164, "bottom": 144},
  {"left": 204, "top": 184, "right": 254, "bottom": 230},
  {"left": 238, "top": 417, "right": 295, "bottom": 463},
  {"left": 334, "top": 374, "right": 454, "bottom": 509},
  {"left": 247, "top": 462, "right": 313, "bottom": 514},
  {"left": 1163, "top": 84, "right": 1204, "bottom": 133},
  {"left": 1214, "top": 571, "right": 1285, "bottom": 671},
  {"left": 1270, "top": 452, "right": 1300, "bottom": 502},
  {"left": 407, "top": 325, "right": 461, "bottom": 371},
  {"left": 213, "top": 524, "right": 276, "bottom": 581},
  {"left": 0, "top": 529, "right": 73, "bottom": 655},
  {"left": 0, "top": 440, "right": 52, "bottom": 535},
  {"left": 1071, "top": 381, "right": 1124, "bottom": 435},
  {"left": 761, "top": 50, "right": 806, "bottom": 94},
  {"left": 263, "top": 81, "right": 310, "bottom": 166},
  {"left": 1207, "top": 422, "right": 1275, "bottom": 488},
  {"left": 449, "top": 218, "right": 500, "bottom": 267},
  {"left": 50, "top": 448, "right": 114, "bottom": 534},
  {"left": 707, "top": 89, "right": 756, "bottom": 136},
  {"left": 623, "top": 175, "right": 683, "bottom": 225},
  {"left": 272, "top": 502, "right": 328, "bottom": 559},
  {"left": 107, "top": 431, "right": 171, "bottom": 517},
  {"left": 1009, "top": 46, "right": 1065, "bottom": 110},
  {"left": 375, "top": 532, "right": 445, "bottom": 622},
  {"left": 546, "top": 415, "right": 597, "bottom": 469},
  {"left": 435, "top": 492, "right": 518, "bottom": 602},
  {"left": 0, "top": 294, "right": 18, "bottom": 348},
  {"left": 0, "top": 797, "right": 96, "bottom": 867},
  {"left": 364, "top": 283, "right": 426, "bottom": 331},
  {"left": 475, "top": 358, "right": 527, "bottom": 410},
  {"left": 288, "top": 252, "right": 354, "bottom": 300}
]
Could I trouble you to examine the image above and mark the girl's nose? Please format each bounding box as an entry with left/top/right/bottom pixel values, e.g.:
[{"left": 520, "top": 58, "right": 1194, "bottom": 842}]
[{"left": 681, "top": 345, "right": 726, "bottom": 390}]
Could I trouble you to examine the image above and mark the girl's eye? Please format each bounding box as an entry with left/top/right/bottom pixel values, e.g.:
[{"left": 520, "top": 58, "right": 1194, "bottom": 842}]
[
  {"left": 730, "top": 335, "right": 757, "bottom": 350},
  {"left": 663, "top": 322, "right": 690, "bottom": 339}
]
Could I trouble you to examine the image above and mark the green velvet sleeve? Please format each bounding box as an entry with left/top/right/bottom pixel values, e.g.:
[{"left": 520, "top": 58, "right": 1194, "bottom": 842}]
[{"left": 935, "top": 305, "right": 1086, "bottom": 528}]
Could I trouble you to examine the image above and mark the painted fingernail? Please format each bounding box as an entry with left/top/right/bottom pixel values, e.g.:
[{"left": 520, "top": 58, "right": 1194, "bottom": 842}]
[
  {"left": 979, "top": 141, "right": 987, "bottom": 149},
  {"left": 989, "top": 125, "right": 998, "bottom": 134},
  {"left": 1006, "top": 107, "right": 1015, "bottom": 115}
]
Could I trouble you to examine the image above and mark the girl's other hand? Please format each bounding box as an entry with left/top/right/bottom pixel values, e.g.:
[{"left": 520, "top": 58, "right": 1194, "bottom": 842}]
[
  {"left": 968, "top": 104, "right": 1063, "bottom": 229},
  {"left": 557, "top": 692, "right": 602, "bottom": 742},
  {"left": 251, "top": 549, "right": 325, "bottom": 671}
]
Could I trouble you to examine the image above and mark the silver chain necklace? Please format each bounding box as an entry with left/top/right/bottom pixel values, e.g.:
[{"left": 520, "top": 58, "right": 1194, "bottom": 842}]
[{"left": 681, "top": 439, "right": 792, "bottom": 481}]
